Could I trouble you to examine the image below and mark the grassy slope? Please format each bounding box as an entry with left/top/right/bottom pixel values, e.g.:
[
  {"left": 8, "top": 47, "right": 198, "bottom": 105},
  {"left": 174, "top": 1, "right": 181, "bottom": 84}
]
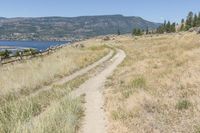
[
  {"left": 0, "top": 40, "right": 109, "bottom": 97},
  {"left": 105, "top": 32, "right": 200, "bottom": 133},
  {"left": 0, "top": 39, "right": 109, "bottom": 133}
]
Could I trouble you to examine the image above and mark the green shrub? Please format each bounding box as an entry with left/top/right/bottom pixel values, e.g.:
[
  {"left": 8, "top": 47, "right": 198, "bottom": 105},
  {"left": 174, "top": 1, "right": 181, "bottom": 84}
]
[
  {"left": 0, "top": 50, "right": 11, "bottom": 58},
  {"left": 22, "top": 48, "right": 37, "bottom": 55},
  {"left": 176, "top": 99, "right": 191, "bottom": 110},
  {"left": 132, "top": 77, "right": 146, "bottom": 88}
]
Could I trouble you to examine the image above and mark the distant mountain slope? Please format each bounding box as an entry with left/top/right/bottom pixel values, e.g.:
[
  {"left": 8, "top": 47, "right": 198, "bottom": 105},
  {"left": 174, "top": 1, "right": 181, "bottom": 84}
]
[{"left": 0, "top": 15, "right": 161, "bottom": 41}]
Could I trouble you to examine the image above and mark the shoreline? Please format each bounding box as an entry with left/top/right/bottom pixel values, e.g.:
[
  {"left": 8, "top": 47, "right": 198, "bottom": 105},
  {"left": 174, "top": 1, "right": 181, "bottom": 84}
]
[
  {"left": 0, "top": 41, "right": 70, "bottom": 52},
  {"left": 0, "top": 46, "right": 36, "bottom": 52}
]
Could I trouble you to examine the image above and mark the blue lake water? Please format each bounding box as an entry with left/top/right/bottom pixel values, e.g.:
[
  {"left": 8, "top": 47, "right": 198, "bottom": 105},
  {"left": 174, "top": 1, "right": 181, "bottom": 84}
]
[{"left": 0, "top": 40, "right": 68, "bottom": 51}]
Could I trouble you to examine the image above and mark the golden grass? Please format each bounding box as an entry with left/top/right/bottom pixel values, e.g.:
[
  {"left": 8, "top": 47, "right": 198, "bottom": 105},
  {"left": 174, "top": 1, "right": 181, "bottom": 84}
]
[
  {"left": 0, "top": 41, "right": 109, "bottom": 97},
  {"left": 0, "top": 70, "right": 91, "bottom": 133},
  {"left": 105, "top": 32, "right": 200, "bottom": 133},
  {"left": 14, "top": 95, "right": 84, "bottom": 133},
  {"left": 0, "top": 39, "right": 109, "bottom": 133}
]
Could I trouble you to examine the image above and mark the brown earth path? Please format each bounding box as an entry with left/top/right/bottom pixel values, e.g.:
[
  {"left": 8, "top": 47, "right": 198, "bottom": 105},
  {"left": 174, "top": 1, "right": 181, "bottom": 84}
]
[{"left": 71, "top": 49, "right": 126, "bottom": 133}]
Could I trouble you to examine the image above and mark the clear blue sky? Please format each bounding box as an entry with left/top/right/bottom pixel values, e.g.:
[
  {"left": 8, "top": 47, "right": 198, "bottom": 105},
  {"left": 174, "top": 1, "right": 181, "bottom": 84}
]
[{"left": 0, "top": 0, "right": 199, "bottom": 23}]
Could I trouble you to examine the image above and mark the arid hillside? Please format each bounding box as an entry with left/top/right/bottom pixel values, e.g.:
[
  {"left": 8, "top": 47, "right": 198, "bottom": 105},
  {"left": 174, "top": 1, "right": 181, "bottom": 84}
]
[
  {"left": 104, "top": 32, "right": 200, "bottom": 133},
  {"left": 1, "top": 31, "right": 200, "bottom": 133}
]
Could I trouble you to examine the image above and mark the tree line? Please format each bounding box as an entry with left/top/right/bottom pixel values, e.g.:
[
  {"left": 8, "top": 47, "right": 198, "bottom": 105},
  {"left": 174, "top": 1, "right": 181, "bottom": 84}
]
[
  {"left": 132, "top": 28, "right": 144, "bottom": 36},
  {"left": 131, "top": 11, "right": 200, "bottom": 36},
  {"left": 156, "top": 21, "right": 176, "bottom": 34},
  {"left": 180, "top": 12, "right": 200, "bottom": 31},
  {"left": 156, "top": 11, "right": 200, "bottom": 33}
]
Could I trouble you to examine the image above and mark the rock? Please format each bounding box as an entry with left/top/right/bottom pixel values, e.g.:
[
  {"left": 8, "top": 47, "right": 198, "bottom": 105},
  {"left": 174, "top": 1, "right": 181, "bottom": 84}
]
[
  {"left": 73, "top": 43, "right": 85, "bottom": 48},
  {"left": 196, "top": 27, "right": 200, "bottom": 34},
  {"left": 103, "top": 36, "right": 110, "bottom": 41},
  {"left": 189, "top": 27, "right": 200, "bottom": 33},
  {"left": 188, "top": 27, "right": 195, "bottom": 32},
  {"left": 80, "top": 44, "right": 85, "bottom": 48}
]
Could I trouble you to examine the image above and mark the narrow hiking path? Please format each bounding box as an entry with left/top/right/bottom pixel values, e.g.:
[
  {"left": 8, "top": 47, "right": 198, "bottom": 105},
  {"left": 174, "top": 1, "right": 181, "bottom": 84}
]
[
  {"left": 28, "top": 50, "right": 114, "bottom": 98},
  {"left": 72, "top": 49, "right": 126, "bottom": 133}
]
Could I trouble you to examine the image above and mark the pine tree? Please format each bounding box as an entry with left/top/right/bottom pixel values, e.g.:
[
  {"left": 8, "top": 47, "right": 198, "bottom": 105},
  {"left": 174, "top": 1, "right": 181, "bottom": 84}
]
[
  {"left": 181, "top": 19, "right": 185, "bottom": 24},
  {"left": 193, "top": 14, "right": 198, "bottom": 27},
  {"left": 197, "top": 12, "right": 200, "bottom": 26},
  {"left": 132, "top": 28, "right": 143, "bottom": 36},
  {"left": 156, "top": 25, "right": 164, "bottom": 34},
  {"left": 166, "top": 21, "right": 171, "bottom": 33},
  {"left": 146, "top": 26, "right": 149, "bottom": 34},
  {"left": 117, "top": 29, "right": 121, "bottom": 35},
  {"left": 180, "top": 19, "right": 185, "bottom": 31},
  {"left": 185, "top": 11, "right": 194, "bottom": 30},
  {"left": 137, "top": 29, "right": 141, "bottom": 36},
  {"left": 164, "top": 20, "right": 167, "bottom": 28},
  {"left": 132, "top": 29, "right": 137, "bottom": 36},
  {"left": 170, "top": 23, "right": 176, "bottom": 32}
]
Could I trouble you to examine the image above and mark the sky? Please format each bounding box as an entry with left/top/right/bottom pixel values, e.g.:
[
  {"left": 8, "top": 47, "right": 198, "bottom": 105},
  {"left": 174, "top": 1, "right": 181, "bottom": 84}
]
[{"left": 0, "top": 0, "right": 199, "bottom": 23}]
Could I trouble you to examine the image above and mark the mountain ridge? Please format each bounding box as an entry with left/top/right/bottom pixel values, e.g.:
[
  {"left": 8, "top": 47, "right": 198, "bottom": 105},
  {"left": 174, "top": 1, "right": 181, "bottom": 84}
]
[{"left": 0, "top": 15, "right": 161, "bottom": 41}]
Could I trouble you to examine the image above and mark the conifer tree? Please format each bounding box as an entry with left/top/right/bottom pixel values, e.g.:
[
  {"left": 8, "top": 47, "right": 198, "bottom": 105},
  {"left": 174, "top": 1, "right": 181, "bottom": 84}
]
[
  {"left": 197, "top": 12, "right": 200, "bottom": 26},
  {"left": 132, "top": 28, "right": 143, "bottom": 36},
  {"left": 185, "top": 11, "right": 194, "bottom": 30},
  {"left": 166, "top": 21, "right": 171, "bottom": 33},
  {"left": 170, "top": 23, "right": 176, "bottom": 32},
  {"left": 132, "top": 29, "right": 137, "bottom": 36},
  {"left": 164, "top": 20, "right": 167, "bottom": 28},
  {"left": 117, "top": 29, "right": 121, "bottom": 35},
  {"left": 193, "top": 14, "right": 198, "bottom": 27},
  {"left": 137, "top": 29, "right": 142, "bottom": 35},
  {"left": 180, "top": 19, "right": 185, "bottom": 31},
  {"left": 146, "top": 26, "right": 149, "bottom": 34}
]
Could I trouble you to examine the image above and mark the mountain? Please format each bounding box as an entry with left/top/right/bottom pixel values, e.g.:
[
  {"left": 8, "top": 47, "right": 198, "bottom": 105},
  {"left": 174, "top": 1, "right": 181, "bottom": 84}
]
[{"left": 0, "top": 15, "right": 161, "bottom": 41}]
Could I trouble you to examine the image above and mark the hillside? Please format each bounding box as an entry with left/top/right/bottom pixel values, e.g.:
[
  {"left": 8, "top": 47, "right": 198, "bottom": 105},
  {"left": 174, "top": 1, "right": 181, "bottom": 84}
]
[
  {"left": 1, "top": 32, "right": 200, "bottom": 132},
  {"left": 0, "top": 15, "right": 160, "bottom": 41},
  {"left": 104, "top": 32, "right": 200, "bottom": 133}
]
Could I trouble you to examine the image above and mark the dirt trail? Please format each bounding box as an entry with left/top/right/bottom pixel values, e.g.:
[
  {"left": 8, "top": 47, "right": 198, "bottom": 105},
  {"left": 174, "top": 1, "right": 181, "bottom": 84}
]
[
  {"left": 29, "top": 50, "right": 114, "bottom": 97},
  {"left": 72, "top": 49, "right": 126, "bottom": 133}
]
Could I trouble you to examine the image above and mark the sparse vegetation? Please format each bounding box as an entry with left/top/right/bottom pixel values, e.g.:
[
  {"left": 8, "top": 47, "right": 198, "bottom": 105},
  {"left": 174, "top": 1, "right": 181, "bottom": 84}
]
[{"left": 105, "top": 32, "right": 200, "bottom": 133}]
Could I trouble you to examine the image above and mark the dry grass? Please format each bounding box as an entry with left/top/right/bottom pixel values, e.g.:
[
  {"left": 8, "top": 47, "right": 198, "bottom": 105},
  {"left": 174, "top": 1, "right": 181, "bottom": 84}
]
[
  {"left": 0, "top": 70, "right": 91, "bottom": 133},
  {"left": 14, "top": 95, "right": 84, "bottom": 133},
  {"left": 105, "top": 32, "right": 200, "bottom": 133},
  {"left": 0, "top": 39, "right": 109, "bottom": 133},
  {"left": 0, "top": 40, "right": 109, "bottom": 97}
]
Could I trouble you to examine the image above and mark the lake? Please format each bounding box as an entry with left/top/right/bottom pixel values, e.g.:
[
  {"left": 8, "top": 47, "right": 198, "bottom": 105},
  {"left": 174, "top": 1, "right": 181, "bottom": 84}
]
[{"left": 0, "top": 40, "right": 69, "bottom": 51}]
